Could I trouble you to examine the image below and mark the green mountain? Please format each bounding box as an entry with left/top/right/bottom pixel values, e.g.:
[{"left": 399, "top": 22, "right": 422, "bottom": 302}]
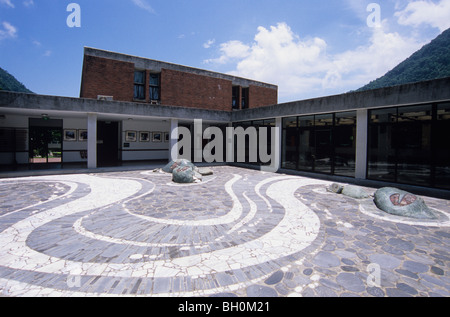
[
  {"left": 358, "top": 28, "right": 450, "bottom": 91},
  {"left": 0, "top": 67, "right": 33, "bottom": 93}
]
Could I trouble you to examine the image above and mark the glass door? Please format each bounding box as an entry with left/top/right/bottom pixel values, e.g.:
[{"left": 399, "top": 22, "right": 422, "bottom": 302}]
[{"left": 29, "top": 126, "right": 62, "bottom": 165}]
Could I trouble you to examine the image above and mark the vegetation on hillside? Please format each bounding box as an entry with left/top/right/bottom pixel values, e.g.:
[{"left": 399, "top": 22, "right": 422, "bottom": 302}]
[{"left": 0, "top": 67, "right": 33, "bottom": 93}]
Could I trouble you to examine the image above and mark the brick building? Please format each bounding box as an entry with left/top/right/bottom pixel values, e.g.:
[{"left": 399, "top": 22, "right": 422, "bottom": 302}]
[{"left": 80, "top": 48, "right": 278, "bottom": 111}]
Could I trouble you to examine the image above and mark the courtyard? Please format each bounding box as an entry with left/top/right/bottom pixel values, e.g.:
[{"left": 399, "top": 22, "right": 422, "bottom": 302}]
[{"left": 0, "top": 165, "right": 449, "bottom": 297}]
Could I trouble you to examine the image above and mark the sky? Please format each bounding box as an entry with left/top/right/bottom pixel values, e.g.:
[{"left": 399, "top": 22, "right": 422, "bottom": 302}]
[{"left": 0, "top": 0, "right": 449, "bottom": 103}]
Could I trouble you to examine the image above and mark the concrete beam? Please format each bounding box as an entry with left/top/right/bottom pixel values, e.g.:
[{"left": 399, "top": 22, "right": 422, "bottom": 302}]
[{"left": 231, "top": 77, "right": 450, "bottom": 122}]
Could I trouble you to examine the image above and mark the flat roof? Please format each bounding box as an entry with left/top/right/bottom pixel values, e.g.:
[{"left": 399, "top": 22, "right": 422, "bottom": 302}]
[{"left": 84, "top": 47, "right": 278, "bottom": 90}]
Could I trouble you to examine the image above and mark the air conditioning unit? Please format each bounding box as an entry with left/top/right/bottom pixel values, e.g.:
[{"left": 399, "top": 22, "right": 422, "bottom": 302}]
[{"left": 97, "top": 95, "right": 114, "bottom": 101}]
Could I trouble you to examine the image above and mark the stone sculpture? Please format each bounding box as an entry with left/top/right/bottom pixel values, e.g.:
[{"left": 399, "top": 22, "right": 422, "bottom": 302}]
[
  {"left": 327, "top": 183, "right": 370, "bottom": 199},
  {"left": 172, "top": 165, "right": 197, "bottom": 184},
  {"left": 162, "top": 159, "right": 195, "bottom": 174},
  {"left": 373, "top": 187, "right": 438, "bottom": 220},
  {"left": 163, "top": 159, "right": 213, "bottom": 184}
]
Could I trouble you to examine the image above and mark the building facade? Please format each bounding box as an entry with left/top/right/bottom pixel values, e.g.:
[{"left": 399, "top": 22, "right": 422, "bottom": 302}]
[
  {"left": 80, "top": 48, "right": 278, "bottom": 111},
  {"left": 0, "top": 48, "right": 449, "bottom": 195}
]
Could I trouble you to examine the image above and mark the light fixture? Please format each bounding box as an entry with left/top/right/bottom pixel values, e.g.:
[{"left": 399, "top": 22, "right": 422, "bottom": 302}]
[{"left": 41, "top": 114, "right": 49, "bottom": 120}]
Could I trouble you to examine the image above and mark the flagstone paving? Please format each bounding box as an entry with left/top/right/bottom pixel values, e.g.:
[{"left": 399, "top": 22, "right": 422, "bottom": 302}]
[{"left": 0, "top": 166, "right": 449, "bottom": 297}]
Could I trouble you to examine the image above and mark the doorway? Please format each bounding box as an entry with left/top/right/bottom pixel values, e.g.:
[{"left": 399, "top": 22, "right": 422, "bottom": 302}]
[
  {"left": 97, "top": 121, "right": 119, "bottom": 167},
  {"left": 29, "top": 118, "right": 63, "bottom": 168}
]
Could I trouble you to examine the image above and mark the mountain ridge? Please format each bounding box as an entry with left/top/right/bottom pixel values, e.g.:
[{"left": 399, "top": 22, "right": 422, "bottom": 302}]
[{"left": 0, "top": 67, "right": 33, "bottom": 94}]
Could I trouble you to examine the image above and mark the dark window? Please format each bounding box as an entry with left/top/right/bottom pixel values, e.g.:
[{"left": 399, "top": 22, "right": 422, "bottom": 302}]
[
  {"left": 367, "top": 104, "right": 449, "bottom": 189},
  {"left": 435, "top": 103, "right": 450, "bottom": 190},
  {"left": 334, "top": 112, "right": 356, "bottom": 177},
  {"left": 297, "top": 116, "right": 315, "bottom": 171},
  {"left": 281, "top": 112, "right": 357, "bottom": 177},
  {"left": 232, "top": 86, "right": 240, "bottom": 110},
  {"left": 134, "top": 71, "right": 145, "bottom": 100},
  {"left": 282, "top": 117, "right": 298, "bottom": 170},
  {"left": 242, "top": 88, "right": 249, "bottom": 109},
  {"left": 149, "top": 73, "right": 160, "bottom": 101}
]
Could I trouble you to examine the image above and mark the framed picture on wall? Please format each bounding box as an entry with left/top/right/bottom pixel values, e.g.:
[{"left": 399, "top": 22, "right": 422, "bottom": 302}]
[
  {"left": 64, "top": 129, "right": 77, "bottom": 141},
  {"left": 78, "top": 130, "right": 88, "bottom": 142},
  {"left": 139, "top": 131, "right": 151, "bottom": 142},
  {"left": 152, "top": 132, "right": 162, "bottom": 142},
  {"left": 126, "top": 131, "right": 137, "bottom": 142}
]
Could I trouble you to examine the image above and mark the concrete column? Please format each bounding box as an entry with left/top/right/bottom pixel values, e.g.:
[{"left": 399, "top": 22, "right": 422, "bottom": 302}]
[
  {"left": 87, "top": 113, "right": 97, "bottom": 169},
  {"left": 169, "top": 119, "right": 178, "bottom": 161},
  {"left": 355, "top": 109, "right": 368, "bottom": 179}
]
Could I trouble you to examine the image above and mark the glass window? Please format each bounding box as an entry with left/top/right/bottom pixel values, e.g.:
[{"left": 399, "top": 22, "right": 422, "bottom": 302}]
[
  {"left": 368, "top": 107, "right": 397, "bottom": 182},
  {"left": 435, "top": 103, "right": 450, "bottom": 189},
  {"left": 283, "top": 117, "right": 297, "bottom": 129},
  {"left": 134, "top": 70, "right": 145, "bottom": 100},
  {"left": 282, "top": 117, "right": 298, "bottom": 170},
  {"left": 232, "top": 86, "right": 240, "bottom": 110},
  {"left": 395, "top": 105, "right": 432, "bottom": 186},
  {"left": 314, "top": 114, "right": 333, "bottom": 174},
  {"left": 370, "top": 108, "right": 397, "bottom": 124},
  {"left": 242, "top": 88, "right": 249, "bottom": 109},
  {"left": 149, "top": 73, "right": 160, "bottom": 101},
  {"left": 334, "top": 112, "right": 356, "bottom": 177},
  {"left": 298, "top": 116, "right": 315, "bottom": 172}
]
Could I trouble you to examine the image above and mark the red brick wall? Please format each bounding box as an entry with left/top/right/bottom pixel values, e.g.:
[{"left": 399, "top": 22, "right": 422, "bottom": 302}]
[
  {"left": 80, "top": 54, "right": 278, "bottom": 111},
  {"left": 160, "top": 68, "right": 232, "bottom": 111},
  {"left": 249, "top": 85, "right": 278, "bottom": 109},
  {"left": 80, "top": 55, "right": 134, "bottom": 101}
]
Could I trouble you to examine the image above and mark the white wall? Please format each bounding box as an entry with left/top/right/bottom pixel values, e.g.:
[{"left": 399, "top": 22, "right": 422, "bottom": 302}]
[
  {"left": 63, "top": 118, "right": 88, "bottom": 163},
  {"left": 121, "top": 119, "right": 170, "bottom": 161}
]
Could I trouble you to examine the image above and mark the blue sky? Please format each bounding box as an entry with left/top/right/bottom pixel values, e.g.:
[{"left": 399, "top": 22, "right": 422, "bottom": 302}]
[{"left": 1, "top": 0, "right": 449, "bottom": 103}]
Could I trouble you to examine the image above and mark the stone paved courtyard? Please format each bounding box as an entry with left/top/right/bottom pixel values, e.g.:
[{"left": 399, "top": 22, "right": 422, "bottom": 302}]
[{"left": 0, "top": 166, "right": 449, "bottom": 297}]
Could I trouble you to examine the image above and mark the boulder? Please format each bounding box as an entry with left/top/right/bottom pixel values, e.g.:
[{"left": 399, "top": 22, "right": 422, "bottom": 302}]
[
  {"left": 341, "top": 185, "right": 370, "bottom": 199},
  {"left": 172, "top": 165, "right": 195, "bottom": 184},
  {"left": 327, "top": 183, "right": 370, "bottom": 199},
  {"left": 198, "top": 167, "right": 214, "bottom": 176},
  {"left": 162, "top": 159, "right": 196, "bottom": 173},
  {"left": 327, "top": 183, "right": 344, "bottom": 194},
  {"left": 374, "top": 187, "right": 437, "bottom": 220}
]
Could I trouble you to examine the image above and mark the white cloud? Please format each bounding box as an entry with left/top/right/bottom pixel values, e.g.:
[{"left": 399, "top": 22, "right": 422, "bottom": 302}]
[
  {"left": 0, "top": 21, "right": 18, "bottom": 40},
  {"left": 131, "top": 0, "right": 155, "bottom": 14},
  {"left": 205, "top": 22, "right": 424, "bottom": 102},
  {"left": 325, "top": 21, "right": 423, "bottom": 89},
  {"left": 0, "top": 0, "right": 14, "bottom": 8},
  {"left": 23, "top": 0, "right": 34, "bottom": 7},
  {"left": 203, "top": 39, "right": 215, "bottom": 49},
  {"left": 395, "top": 0, "right": 450, "bottom": 32},
  {"left": 205, "top": 40, "right": 251, "bottom": 64}
]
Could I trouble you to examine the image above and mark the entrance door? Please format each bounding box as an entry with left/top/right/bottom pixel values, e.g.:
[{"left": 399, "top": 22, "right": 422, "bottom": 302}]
[
  {"left": 97, "top": 121, "right": 119, "bottom": 167},
  {"left": 29, "top": 119, "right": 63, "bottom": 168}
]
